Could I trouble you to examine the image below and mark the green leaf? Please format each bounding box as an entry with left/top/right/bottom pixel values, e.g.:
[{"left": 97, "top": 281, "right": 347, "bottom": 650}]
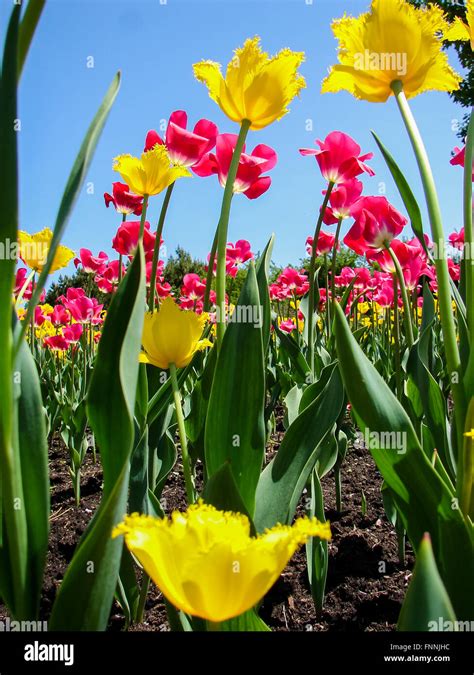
[
  {"left": 398, "top": 533, "right": 457, "bottom": 631},
  {"left": 407, "top": 323, "right": 454, "bottom": 476},
  {"left": 18, "top": 0, "right": 46, "bottom": 81},
  {"left": 0, "top": 5, "right": 30, "bottom": 620},
  {"left": 254, "top": 364, "right": 344, "bottom": 532},
  {"left": 372, "top": 130, "right": 427, "bottom": 255},
  {"left": 129, "top": 426, "right": 151, "bottom": 514},
  {"left": 334, "top": 302, "right": 474, "bottom": 620},
  {"left": 49, "top": 248, "right": 145, "bottom": 630},
  {"left": 202, "top": 462, "right": 255, "bottom": 534},
  {"left": 275, "top": 324, "right": 311, "bottom": 385},
  {"left": 255, "top": 234, "right": 274, "bottom": 353},
  {"left": 205, "top": 263, "right": 266, "bottom": 516},
  {"left": 217, "top": 610, "right": 271, "bottom": 632},
  {"left": 306, "top": 469, "right": 328, "bottom": 616},
  {"left": 154, "top": 432, "right": 177, "bottom": 501}
]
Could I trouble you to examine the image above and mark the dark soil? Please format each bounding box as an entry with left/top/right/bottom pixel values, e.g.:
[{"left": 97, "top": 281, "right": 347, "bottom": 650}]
[{"left": 0, "top": 431, "right": 413, "bottom": 632}]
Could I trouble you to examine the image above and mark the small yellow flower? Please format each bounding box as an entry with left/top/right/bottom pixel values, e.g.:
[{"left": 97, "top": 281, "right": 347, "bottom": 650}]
[
  {"left": 444, "top": 0, "right": 474, "bottom": 51},
  {"left": 139, "top": 297, "right": 211, "bottom": 370},
  {"left": 18, "top": 228, "right": 75, "bottom": 273},
  {"left": 322, "top": 0, "right": 462, "bottom": 102},
  {"left": 464, "top": 429, "right": 474, "bottom": 439},
  {"left": 35, "top": 320, "right": 55, "bottom": 340},
  {"left": 113, "top": 501, "right": 331, "bottom": 623},
  {"left": 113, "top": 144, "right": 190, "bottom": 197},
  {"left": 39, "top": 303, "right": 53, "bottom": 316},
  {"left": 193, "top": 36, "right": 306, "bottom": 130}
]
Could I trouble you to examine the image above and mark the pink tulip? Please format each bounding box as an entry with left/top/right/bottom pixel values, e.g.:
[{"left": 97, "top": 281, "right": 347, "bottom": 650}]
[
  {"left": 62, "top": 290, "right": 103, "bottom": 325},
  {"left": 95, "top": 260, "right": 124, "bottom": 294},
  {"left": 62, "top": 324, "right": 83, "bottom": 343},
  {"left": 450, "top": 146, "right": 474, "bottom": 181},
  {"left": 104, "top": 182, "right": 143, "bottom": 215},
  {"left": 156, "top": 281, "right": 172, "bottom": 299},
  {"left": 278, "top": 267, "right": 309, "bottom": 296},
  {"left": 344, "top": 197, "right": 407, "bottom": 255},
  {"left": 279, "top": 320, "right": 296, "bottom": 333},
  {"left": 50, "top": 305, "right": 70, "bottom": 326},
  {"left": 44, "top": 335, "right": 71, "bottom": 351},
  {"left": 145, "top": 110, "right": 218, "bottom": 169},
  {"left": 181, "top": 273, "right": 206, "bottom": 300},
  {"left": 194, "top": 134, "right": 277, "bottom": 199},
  {"left": 74, "top": 248, "right": 108, "bottom": 275},
  {"left": 323, "top": 179, "right": 364, "bottom": 225},
  {"left": 14, "top": 268, "right": 33, "bottom": 300},
  {"left": 448, "top": 258, "right": 461, "bottom": 282},
  {"left": 299, "top": 131, "right": 374, "bottom": 184},
  {"left": 34, "top": 305, "right": 49, "bottom": 327},
  {"left": 449, "top": 228, "right": 465, "bottom": 250},
  {"left": 112, "top": 220, "right": 157, "bottom": 262},
  {"left": 306, "top": 231, "right": 338, "bottom": 256},
  {"left": 226, "top": 240, "right": 254, "bottom": 266},
  {"left": 145, "top": 260, "right": 165, "bottom": 288},
  {"left": 269, "top": 283, "right": 286, "bottom": 301}
]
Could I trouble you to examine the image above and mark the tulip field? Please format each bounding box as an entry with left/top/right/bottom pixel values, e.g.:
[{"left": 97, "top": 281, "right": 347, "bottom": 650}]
[{"left": 1, "top": 0, "right": 474, "bottom": 657}]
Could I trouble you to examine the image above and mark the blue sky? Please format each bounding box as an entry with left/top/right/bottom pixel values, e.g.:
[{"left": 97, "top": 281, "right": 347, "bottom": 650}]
[{"left": 1, "top": 0, "right": 468, "bottom": 278}]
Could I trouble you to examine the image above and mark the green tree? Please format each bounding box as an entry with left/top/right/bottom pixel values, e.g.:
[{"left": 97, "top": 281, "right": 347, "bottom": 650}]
[
  {"left": 163, "top": 246, "right": 207, "bottom": 296},
  {"left": 409, "top": 0, "right": 473, "bottom": 139}
]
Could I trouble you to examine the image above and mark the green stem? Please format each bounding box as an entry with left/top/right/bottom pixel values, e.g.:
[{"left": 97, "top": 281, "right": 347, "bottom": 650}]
[
  {"left": 148, "top": 182, "right": 175, "bottom": 311},
  {"left": 73, "top": 467, "right": 81, "bottom": 507},
  {"left": 138, "top": 194, "right": 149, "bottom": 245},
  {"left": 136, "top": 573, "right": 150, "bottom": 624},
  {"left": 14, "top": 268, "right": 35, "bottom": 307},
  {"left": 392, "top": 275, "right": 402, "bottom": 401},
  {"left": 386, "top": 244, "right": 414, "bottom": 348},
  {"left": 392, "top": 81, "right": 466, "bottom": 444},
  {"left": 204, "top": 227, "right": 218, "bottom": 311},
  {"left": 118, "top": 213, "right": 126, "bottom": 284},
  {"left": 169, "top": 362, "right": 195, "bottom": 503},
  {"left": 307, "top": 182, "right": 335, "bottom": 379},
  {"left": 330, "top": 216, "right": 343, "bottom": 306},
  {"left": 215, "top": 120, "right": 251, "bottom": 351},
  {"left": 324, "top": 253, "right": 330, "bottom": 340}
]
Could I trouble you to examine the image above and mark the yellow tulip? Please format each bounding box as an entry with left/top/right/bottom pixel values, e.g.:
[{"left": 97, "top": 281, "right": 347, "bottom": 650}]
[
  {"left": 444, "top": 0, "right": 473, "bottom": 51},
  {"left": 35, "top": 320, "right": 55, "bottom": 340},
  {"left": 193, "top": 36, "right": 306, "bottom": 130},
  {"left": 113, "top": 501, "right": 331, "bottom": 623},
  {"left": 113, "top": 144, "right": 190, "bottom": 197},
  {"left": 139, "top": 297, "right": 211, "bottom": 370},
  {"left": 322, "top": 0, "right": 462, "bottom": 102},
  {"left": 18, "top": 228, "right": 75, "bottom": 273}
]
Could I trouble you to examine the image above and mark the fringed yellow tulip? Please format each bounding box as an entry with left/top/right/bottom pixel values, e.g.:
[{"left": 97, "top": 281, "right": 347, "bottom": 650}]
[
  {"left": 113, "top": 144, "right": 190, "bottom": 197},
  {"left": 139, "top": 297, "right": 211, "bottom": 369},
  {"left": 444, "top": 0, "right": 474, "bottom": 50},
  {"left": 322, "top": 0, "right": 462, "bottom": 102},
  {"left": 193, "top": 36, "right": 306, "bottom": 130},
  {"left": 18, "top": 228, "right": 75, "bottom": 273},
  {"left": 113, "top": 501, "right": 331, "bottom": 622}
]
